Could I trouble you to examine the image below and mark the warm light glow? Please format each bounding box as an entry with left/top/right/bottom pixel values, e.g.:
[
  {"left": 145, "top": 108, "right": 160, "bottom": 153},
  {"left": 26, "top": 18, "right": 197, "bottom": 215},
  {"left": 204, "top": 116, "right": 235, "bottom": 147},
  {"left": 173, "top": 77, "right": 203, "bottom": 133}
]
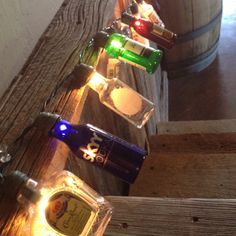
[
  {"left": 59, "top": 124, "right": 67, "bottom": 131},
  {"left": 80, "top": 147, "right": 97, "bottom": 160},
  {"left": 110, "top": 39, "right": 122, "bottom": 49},
  {"left": 110, "top": 87, "right": 142, "bottom": 116},
  {"left": 135, "top": 20, "right": 141, "bottom": 26},
  {"left": 87, "top": 72, "right": 106, "bottom": 92}
]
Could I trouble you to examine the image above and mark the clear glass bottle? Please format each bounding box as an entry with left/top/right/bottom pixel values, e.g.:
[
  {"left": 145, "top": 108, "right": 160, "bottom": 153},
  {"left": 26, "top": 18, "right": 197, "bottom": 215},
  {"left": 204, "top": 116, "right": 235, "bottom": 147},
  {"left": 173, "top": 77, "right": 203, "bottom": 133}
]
[
  {"left": 71, "top": 63, "right": 154, "bottom": 128},
  {"left": 94, "top": 31, "right": 162, "bottom": 74},
  {"left": 3, "top": 170, "right": 113, "bottom": 236}
]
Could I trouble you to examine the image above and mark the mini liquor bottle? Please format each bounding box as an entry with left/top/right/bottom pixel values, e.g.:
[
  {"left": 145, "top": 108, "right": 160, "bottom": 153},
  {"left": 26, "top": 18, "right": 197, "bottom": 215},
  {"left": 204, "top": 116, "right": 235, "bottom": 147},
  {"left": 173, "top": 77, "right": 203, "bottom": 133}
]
[
  {"left": 106, "top": 58, "right": 121, "bottom": 79},
  {"left": 3, "top": 170, "right": 113, "bottom": 236},
  {"left": 130, "top": 2, "right": 150, "bottom": 46},
  {"left": 134, "top": 0, "right": 164, "bottom": 27},
  {"left": 34, "top": 112, "right": 147, "bottom": 184},
  {"left": 71, "top": 63, "right": 154, "bottom": 127},
  {"left": 121, "top": 12, "right": 177, "bottom": 49},
  {"left": 94, "top": 31, "right": 162, "bottom": 74}
]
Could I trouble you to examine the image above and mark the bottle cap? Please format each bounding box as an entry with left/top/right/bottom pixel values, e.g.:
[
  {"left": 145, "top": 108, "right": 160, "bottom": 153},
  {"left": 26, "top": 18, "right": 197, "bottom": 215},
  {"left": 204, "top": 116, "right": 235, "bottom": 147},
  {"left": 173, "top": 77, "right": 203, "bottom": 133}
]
[
  {"left": 2, "top": 171, "right": 40, "bottom": 203},
  {"left": 121, "top": 12, "right": 135, "bottom": 26},
  {"left": 34, "top": 112, "right": 61, "bottom": 135},
  {"left": 70, "top": 63, "right": 94, "bottom": 88},
  {"left": 93, "top": 31, "right": 110, "bottom": 48},
  {"left": 130, "top": 3, "right": 139, "bottom": 14}
]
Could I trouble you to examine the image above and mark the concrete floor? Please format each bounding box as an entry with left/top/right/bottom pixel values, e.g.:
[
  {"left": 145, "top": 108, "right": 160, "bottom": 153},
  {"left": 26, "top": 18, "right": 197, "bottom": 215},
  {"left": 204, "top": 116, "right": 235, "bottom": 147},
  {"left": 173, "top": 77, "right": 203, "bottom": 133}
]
[{"left": 169, "top": 0, "right": 236, "bottom": 121}]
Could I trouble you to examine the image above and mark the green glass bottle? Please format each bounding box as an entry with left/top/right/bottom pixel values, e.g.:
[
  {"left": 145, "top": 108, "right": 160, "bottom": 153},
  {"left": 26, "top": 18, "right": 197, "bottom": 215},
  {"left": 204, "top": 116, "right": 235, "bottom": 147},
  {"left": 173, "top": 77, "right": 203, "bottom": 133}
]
[{"left": 94, "top": 31, "right": 162, "bottom": 74}]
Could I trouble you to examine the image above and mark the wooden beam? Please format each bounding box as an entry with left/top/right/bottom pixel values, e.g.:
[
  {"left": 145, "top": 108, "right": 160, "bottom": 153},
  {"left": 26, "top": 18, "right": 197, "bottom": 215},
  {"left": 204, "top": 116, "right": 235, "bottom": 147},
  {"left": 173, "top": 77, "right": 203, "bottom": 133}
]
[
  {"left": 105, "top": 196, "right": 236, "bottom": 236},
  {"left": 157, "top": 119, "right": 236, "bottom": 134},
  {"left": 0, "top": 0, "right": 168, "bottom": 233},
  {"left": 130, "top": 121, "right": 236, "bottom": 198},
  {"left": 0, "top": 0, "right": 121, "bottom": 234}
]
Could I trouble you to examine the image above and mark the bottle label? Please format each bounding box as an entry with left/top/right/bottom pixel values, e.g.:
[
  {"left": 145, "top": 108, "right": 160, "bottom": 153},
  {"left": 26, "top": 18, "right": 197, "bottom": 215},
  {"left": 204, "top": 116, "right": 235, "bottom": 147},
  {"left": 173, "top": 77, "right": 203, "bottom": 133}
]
[
  {"left": 80, "top": 132, "right": 113, "bottom": 166},
  {"left": 107, "top": 58, "right": 120, "bottom": 79},
  {"left": 45, "top": 191, "right": 94, "bottom": 235},
  {"left": 151, "top": 24, "right": 164, "bottom": 36},
  {"left": 151, "top": 25, "right": 174, "bottom": 41},
  {"left": 148, "top": 11, "right": 160, "bottom": 23},
  {"left": 131, "top": 28, "right": 150, "bottom": 46},
  {"left": 123, "top": 40, "right": 145, "bottom": 55}
]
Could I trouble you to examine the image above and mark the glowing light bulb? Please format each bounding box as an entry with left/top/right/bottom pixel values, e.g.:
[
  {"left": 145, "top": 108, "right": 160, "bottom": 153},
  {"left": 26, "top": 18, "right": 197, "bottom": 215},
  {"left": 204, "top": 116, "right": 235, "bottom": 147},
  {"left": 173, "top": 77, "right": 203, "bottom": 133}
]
[
  {"left": 59, "top": 124, "right": 67, "bottom": 131},
  {"left": 110, "top": 39, "right": 123, "bottom": 48},
  {"left": 3, "top": 170, "right": 112, "bottom": 236},
  {"left": 135, "top": 20, "right": 141, "bottom": 27}
]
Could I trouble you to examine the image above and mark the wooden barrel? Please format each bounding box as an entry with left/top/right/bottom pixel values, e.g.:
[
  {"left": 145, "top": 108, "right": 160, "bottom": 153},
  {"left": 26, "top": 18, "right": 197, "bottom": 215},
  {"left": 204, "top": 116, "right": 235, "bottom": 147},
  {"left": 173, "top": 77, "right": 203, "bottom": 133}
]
[{"left": 158, "top": 0, "right": 222, "bottom": 79}]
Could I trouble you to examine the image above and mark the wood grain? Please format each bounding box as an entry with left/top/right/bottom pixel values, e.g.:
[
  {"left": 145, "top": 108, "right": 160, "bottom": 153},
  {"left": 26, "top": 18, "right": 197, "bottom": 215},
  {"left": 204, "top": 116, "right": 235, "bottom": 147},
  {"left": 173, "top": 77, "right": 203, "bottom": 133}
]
[
  {"left": 158, "top": 0, "right": 222, "bottom": 78},
  {"left": 0, "top": 0, "right": 121, "bottom": 234},
  {"left": 158, "top": 119, "right": 236, "bottom": 134},
  {"left": 105, "top": 196, "right": 236, "bottom": 236},
  {"left": 0, "top": 0, "right": 168, "bottom": 234},
  {"left": 130, "top": 120, "right": 236, "bottom": 198}
]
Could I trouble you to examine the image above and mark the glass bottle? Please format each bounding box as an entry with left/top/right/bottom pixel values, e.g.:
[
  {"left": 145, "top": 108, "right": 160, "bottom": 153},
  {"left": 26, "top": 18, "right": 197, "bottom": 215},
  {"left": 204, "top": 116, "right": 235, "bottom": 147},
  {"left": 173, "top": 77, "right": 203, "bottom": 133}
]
[
  {"left": 71, "top": 63, "right": 154, "bottom": 128},
  {"left": 134, "top": 0, "right": 164, "bottom": 27},
  {"left": 94, "top": 31, "right": 162, "bottom": 74},
  {"left": 106, "top": 58, "right": 121, "bottom": 80},
  {"left": 3, "top": 170, "right": 113, "bottom": 236},
  {"left": 34, "top": 112, "right": 147, "bottom": 184},
  {"left": 121, "top": 12, "right": 177, "bottom": 49},
  {"left": 129, "top": 2, "right": 150, "bottom": 46}
]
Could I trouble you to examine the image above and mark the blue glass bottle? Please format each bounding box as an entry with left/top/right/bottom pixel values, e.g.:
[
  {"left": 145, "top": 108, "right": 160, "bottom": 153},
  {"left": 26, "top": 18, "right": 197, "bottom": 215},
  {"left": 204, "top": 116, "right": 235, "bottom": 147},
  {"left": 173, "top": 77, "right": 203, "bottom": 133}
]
[{"left": 35, "top": 112, "right": 147, "bottom": 183}]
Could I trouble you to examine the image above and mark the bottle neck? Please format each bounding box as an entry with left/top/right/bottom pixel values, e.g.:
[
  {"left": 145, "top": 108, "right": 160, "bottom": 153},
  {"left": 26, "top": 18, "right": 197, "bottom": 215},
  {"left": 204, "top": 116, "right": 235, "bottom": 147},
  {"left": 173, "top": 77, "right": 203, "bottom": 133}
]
[{"left": 87, "top": 71, "right": 107, "bottom": 94}]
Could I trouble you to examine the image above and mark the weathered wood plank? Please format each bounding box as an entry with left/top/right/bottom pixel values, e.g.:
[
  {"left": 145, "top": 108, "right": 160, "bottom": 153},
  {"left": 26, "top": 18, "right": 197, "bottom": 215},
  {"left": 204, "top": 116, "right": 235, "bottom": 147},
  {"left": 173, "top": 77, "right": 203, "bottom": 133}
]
[
  {"left": 0, "top": 0, "right": 168, "bottom": 234},
  {"left": 158, "top": 119, "right": 236, "bottom": 134},
  {"left": 130, "top": 128, "right": 236, "bottom": 198},
  {"left": 105, "top": 196, "right": 236, "bottom": 236},
  {"left": 0, "top": 0, "right": 125, "bottom": 234},
  {"left": 150, "top": 133, "right": 236, "bottom": 154}
]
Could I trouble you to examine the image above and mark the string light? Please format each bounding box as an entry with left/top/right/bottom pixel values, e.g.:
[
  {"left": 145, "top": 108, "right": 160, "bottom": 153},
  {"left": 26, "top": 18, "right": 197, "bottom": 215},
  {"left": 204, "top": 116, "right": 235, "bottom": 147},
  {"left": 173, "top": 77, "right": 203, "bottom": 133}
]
[
  {"left": 34, "top": 112, "right": 147, "bottom": 184},
  {"left": 2, "top": 170, "right": 112, "bottom": 235},
  {"left": 0, "top": 2, "right": 178, "bottom": 234}
]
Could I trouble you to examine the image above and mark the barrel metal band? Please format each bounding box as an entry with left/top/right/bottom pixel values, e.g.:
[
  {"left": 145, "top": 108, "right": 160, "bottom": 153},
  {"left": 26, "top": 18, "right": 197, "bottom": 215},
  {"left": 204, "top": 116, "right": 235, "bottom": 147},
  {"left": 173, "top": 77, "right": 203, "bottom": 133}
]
[{"left": 176, "top": 10, "right": 222, "bottom": 44}]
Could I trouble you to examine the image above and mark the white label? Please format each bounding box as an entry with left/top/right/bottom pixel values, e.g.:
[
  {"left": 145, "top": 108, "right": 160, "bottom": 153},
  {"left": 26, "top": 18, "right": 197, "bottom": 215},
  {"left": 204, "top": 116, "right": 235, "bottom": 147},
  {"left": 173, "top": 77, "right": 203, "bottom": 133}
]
[
  {"left": 152, "top": 24, "right": 164, "bottom": 36},
  {"left": 123, "top": 40, "right": 144, "bottom": 55}
]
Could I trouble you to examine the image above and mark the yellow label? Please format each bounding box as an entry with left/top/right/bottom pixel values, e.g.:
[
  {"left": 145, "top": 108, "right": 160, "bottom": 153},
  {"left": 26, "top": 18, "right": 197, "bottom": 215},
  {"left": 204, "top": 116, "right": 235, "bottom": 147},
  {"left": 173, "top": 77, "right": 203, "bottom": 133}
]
[{"left": 45, "top": 191, "right": 93, "bottom": 235}]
